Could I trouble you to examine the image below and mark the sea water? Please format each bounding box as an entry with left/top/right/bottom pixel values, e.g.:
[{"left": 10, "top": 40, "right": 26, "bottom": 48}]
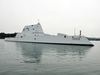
[{"left": 0, "top": 39, "right": 100, "bottom": 75}]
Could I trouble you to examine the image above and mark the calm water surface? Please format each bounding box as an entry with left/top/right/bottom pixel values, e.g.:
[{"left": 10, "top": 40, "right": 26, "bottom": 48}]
[{"left": 0, "top": 39, "right": 100, "bottom": 75}]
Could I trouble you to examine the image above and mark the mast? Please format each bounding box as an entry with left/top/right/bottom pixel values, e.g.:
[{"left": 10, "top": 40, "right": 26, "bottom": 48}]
[
  {"left": 37, "top": 19, "right": 40, "bottom": 25},
  {"left": 74, "top": 29, "right": 76, "bottom": 36},
  {"left": 38, "top": 19, "right": 40, "bottom": 23},
  {"left": 80, "top": 30, "right": 81, "bottom": 36}
]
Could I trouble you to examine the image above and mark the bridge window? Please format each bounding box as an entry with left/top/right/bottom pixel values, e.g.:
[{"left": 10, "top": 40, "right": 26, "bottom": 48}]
[
  {"left": 64, "top": 36, "right": 66, "bottom": 38},
  {"left": 26, "top": 28, "right": 29, "bottom": 31}
]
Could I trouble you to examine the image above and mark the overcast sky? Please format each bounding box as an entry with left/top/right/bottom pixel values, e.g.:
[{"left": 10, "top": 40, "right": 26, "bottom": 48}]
[{"left": 0, "top": 0, "right": 100, "bottom": 37}]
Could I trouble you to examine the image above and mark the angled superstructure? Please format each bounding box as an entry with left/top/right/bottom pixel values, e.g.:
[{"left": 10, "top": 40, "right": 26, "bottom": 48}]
[
  {"left": 5, "top": 22, "right": 94, "bottom": 46},
  {"left": 21, "top": 23, "right": 44, "bottom": 36}
]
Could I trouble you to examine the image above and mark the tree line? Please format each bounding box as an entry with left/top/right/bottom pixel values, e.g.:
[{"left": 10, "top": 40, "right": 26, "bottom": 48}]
[{"left": 0, "top": 32, "right": 17, "bottom": 39}]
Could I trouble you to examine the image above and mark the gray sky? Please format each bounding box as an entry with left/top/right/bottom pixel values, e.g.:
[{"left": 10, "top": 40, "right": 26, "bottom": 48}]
[{"left": 0, "top": 0, "right": 100, "bottom": 37}]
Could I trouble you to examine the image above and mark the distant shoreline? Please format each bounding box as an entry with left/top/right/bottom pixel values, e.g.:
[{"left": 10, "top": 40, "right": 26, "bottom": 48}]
[
  {"left": 0, "top": 32, "right": 100, "bottom": 41},
  {"left": 0, "top": 32, "right": 17, "bottom": 39}
]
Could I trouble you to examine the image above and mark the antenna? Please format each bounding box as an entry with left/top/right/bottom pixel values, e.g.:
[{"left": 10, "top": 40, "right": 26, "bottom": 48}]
[
  {"left": 37, "top": 19, "right": 40, "bottom": 25},
  {"left": 74, "top": 29, "right": 76, "bottom": 36},
  {"left": 80, "top": 30, "right": 81, "bottom": 38},
  {"left": 38, "top": 19, "right": 40, "bottom": 23}
]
